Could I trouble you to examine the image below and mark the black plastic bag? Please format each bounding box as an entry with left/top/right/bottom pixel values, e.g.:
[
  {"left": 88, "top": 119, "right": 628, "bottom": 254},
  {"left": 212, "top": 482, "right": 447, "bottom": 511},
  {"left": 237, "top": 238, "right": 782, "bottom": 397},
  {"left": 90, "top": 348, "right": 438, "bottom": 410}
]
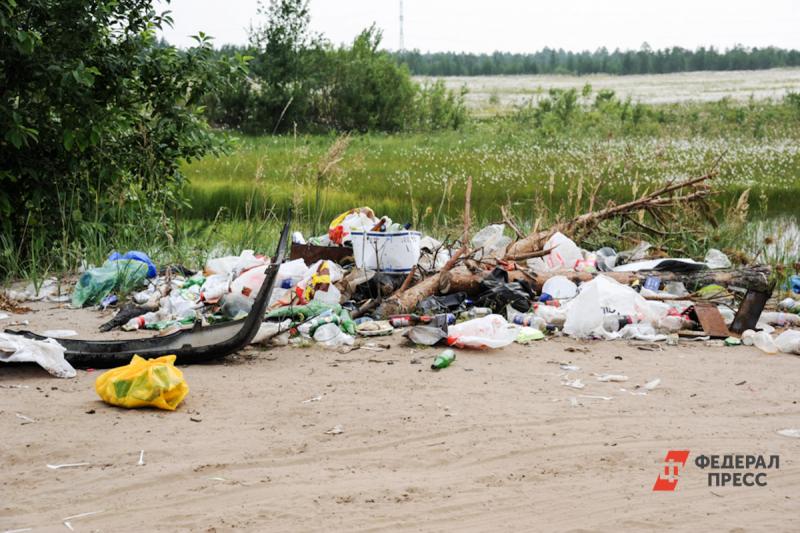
[{"left": 476, "top": 268, "right": 534, "bottom": 313}]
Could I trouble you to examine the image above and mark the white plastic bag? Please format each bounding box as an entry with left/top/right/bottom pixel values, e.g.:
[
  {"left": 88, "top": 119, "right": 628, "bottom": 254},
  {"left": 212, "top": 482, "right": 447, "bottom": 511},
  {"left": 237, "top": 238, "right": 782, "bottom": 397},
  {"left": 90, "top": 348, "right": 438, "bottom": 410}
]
[
  {"left": 775, "top": 330, "right": 800, "bottom": 354},
  {"left": 0, "top": 333, "right": 76, "bottom": 378},
  {"left": 313, "top": 323, "right": 354, "bottom": 347},
  {"left": 752, "top": 331, "right": 778, "bottom": 354},
  {"left": 528, "top": 232, "right": 583, "bottom": 272},
  {"left": 704, "top": 248, "right": 732, "bottom": 269},
  {"left": 563, "top": 275, "right": 665, "bottom": 338},
  {"left": 447, "top": 315, "right": 518, "bottom": 349}
]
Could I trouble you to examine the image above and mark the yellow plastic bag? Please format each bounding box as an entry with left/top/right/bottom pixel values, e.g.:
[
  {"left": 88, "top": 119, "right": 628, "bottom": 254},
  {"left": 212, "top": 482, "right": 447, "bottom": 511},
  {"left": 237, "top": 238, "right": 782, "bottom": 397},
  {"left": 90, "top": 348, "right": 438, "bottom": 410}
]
[{"left": 95, "top": 355, "right": 189, "bottom": 410}]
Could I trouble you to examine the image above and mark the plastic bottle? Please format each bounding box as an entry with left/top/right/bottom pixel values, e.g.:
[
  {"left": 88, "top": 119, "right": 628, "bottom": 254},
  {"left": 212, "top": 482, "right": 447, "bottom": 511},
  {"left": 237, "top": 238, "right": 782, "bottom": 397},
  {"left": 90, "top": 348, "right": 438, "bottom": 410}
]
[
  {"left": 778, "top": 298, "right": 800, "bottom": 313},
  {"left": 298, "top": 313, "right": 341, "bottom": 337},
  {"left": 431, "top": 349, "right": 456, "bottom": 370},
  {"left": 508, "top": 312, "right": 546, "bottom": 331},
  {"left": 461, "top": 307, "right": 492, "bottom": 319},
  {"left": 602, "top": 314, "right": 636, "bottom": 332},
  {"left": 123, "top": 311, "right": 163, "bottom": 331},
  {"left": 759, "top": 312, "right": 800, "bottom": 327},
  {"left": 339, "top": 309, "right": 356, "bottom": 336}
]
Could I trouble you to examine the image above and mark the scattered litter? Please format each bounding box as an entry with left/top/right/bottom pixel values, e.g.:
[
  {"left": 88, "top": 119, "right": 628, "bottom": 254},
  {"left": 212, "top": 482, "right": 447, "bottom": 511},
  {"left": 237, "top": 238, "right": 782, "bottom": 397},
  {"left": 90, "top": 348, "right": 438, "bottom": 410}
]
[
  {"left": 569, "top": 397, "right": 580, "bottom": 407},
  {"left": 559, "top": 364, "right": 580, "bottom": 372},
  {"left": 0, "top": 333, "right": 76, "bottom": 378},
  {"left": 579, "top": 395, "right": 614, "bottom": 400},
  {"left": 137, "top": 450, "right": 145, "bottom": 466},
  {"left": 777, "top": 429, "right": 800, "bottom": 438},
  {"left": 563, "top": 378, "right": 585, "bottom": 390},
  {"left": 47, "top": 463, "right": 90, "bottom": 470},
  {"left": 595, "top": 374, "right": 629, "bottom": 382},
  {"left": 734, "top": 380, "right": 747, "bottom": 386},
  {"left": 15, "top": 413, "right": 35, "bottom": 424},
  {"left": 643, "top": 378, "right": 661, "bottom": 390},
  {"left": 302, "top": 394, "right": 323, "bottom": 403},
  {"left": 0, "top": 312, "right": 9, "bottom": 320},
  {"left": 325, "top": 425, "right": 344, "bottom": 435},
  {"left": 41, "top": 330, "right": 78, "bottom": 338},
  {"left": 62, "top": 510, "right": 103, "bottom": 531}
]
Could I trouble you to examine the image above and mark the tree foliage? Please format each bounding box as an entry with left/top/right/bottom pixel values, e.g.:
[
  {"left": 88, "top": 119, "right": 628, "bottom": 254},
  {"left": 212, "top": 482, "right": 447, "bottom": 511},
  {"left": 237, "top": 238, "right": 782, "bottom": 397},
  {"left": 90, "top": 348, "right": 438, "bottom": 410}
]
[
  {"left": 395, "top": 45, "right": 800, "bottom": 77},
  {"left": 0, "top": 0, "right": 246, "bottom": 270},
  {"left": 205, "top": 0, "right": 466, "bottom": 134}
]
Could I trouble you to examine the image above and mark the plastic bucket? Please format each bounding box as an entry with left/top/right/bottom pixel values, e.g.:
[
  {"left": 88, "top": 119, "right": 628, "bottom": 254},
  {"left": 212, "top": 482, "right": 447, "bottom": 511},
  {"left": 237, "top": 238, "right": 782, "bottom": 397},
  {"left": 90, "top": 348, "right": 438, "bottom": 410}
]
[{"left": 350, "top": 231, "right": 421, "bottom": 273}]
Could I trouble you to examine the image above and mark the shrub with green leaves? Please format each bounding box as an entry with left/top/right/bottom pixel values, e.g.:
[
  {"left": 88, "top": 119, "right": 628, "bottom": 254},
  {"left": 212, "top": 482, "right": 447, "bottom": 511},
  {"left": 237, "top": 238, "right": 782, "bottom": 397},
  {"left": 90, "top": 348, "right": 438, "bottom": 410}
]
[{"left": 0, "top": 0, "right": 247, "bottom": 277}]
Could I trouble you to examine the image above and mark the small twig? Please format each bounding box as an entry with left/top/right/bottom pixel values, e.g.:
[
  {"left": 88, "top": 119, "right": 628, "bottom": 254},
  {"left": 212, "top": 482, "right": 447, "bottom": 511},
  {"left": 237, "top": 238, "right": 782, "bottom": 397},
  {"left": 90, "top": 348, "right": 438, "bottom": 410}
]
[{"left": 500, "top": 205, "right": 525, "bottom": 240}]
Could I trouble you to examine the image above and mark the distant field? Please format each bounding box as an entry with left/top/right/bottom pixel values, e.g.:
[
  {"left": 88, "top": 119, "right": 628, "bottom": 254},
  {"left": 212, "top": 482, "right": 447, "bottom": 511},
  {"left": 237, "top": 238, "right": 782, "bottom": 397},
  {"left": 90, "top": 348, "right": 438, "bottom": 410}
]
[
  {"left": 178, "top": 70, "right": 800, "bottom": 264},
  {"left": 416, "top": 68, "right": 800, "bottom": 114}
]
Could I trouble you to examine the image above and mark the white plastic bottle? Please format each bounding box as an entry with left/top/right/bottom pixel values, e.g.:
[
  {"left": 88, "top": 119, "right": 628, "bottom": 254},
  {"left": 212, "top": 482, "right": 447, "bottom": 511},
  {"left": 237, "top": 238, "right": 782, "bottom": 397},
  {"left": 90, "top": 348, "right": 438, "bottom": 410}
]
[{"left": 123, "top": 311, "right": 163, "bottom": 331}]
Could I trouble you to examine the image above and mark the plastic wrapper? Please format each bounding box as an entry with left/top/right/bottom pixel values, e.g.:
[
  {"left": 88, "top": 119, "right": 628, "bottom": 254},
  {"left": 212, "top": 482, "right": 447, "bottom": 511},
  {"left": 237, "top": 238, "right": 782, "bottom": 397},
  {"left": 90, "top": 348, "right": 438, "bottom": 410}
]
[
  {"left": 95, "top": 355, "right": 189, "bottom": 410},
  {"left": 446, "top": 315, "right": 518, "bottom": 349},
  {"left": 71, "top": 259, "right": 148, "bottom": 308}
]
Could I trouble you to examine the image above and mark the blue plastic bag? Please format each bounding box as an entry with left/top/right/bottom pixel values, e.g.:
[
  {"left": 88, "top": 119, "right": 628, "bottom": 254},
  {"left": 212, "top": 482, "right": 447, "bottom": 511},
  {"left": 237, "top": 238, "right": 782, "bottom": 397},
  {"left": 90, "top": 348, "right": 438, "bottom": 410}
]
[
  {"left": 108, "top": 251, "right": 157, "bottom": 278},
  {"left": 789, "top": 275, "right": 800, "bottom": 295}
]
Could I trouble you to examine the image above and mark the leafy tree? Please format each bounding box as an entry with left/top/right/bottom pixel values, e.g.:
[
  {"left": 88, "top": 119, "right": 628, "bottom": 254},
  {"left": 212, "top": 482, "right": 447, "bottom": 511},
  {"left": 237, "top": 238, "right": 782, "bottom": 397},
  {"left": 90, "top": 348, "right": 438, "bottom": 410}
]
[{"left": 0, "top": 0, "right": 247, "bottom": 273}]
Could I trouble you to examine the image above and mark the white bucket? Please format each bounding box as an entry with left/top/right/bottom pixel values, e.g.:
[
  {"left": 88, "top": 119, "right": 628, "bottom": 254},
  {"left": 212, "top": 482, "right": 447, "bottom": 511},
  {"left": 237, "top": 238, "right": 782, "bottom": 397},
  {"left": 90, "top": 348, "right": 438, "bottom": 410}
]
[{"left": 350, "top": 231, "right": 421, "bottom": 273}]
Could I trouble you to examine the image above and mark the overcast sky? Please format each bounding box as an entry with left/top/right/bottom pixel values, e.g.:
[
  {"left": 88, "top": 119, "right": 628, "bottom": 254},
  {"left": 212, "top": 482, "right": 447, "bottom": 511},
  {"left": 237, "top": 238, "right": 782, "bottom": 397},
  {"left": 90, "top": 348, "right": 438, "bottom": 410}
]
[{"left": 158, "top": 0, "right": 799, "bottom": 53}]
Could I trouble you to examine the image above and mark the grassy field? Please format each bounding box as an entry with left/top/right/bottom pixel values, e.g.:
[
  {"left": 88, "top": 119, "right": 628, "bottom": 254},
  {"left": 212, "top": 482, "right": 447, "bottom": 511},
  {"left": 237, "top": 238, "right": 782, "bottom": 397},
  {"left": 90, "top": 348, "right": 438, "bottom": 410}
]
[{"left": 179, "top": 75, "right": 800, "bottom": 267}]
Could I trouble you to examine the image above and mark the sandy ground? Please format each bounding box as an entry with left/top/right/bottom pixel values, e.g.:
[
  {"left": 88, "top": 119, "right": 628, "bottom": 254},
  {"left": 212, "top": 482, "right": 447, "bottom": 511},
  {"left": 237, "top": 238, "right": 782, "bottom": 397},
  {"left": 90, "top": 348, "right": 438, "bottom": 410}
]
[{"left": 1, "top": 303, "right": 799, "bottom": 532}]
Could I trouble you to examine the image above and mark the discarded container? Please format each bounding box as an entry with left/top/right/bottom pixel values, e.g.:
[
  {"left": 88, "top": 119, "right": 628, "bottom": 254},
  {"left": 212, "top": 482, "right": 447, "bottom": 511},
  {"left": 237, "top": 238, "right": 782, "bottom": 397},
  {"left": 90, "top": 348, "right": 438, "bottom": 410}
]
[
  {"left": 461, "top": 307, "right": 492, "bottom": 320},
  {"left": 431, "top": 349, "right": 456, "bottom": 370},
  {"left": 541, "top": 275, "right": 578, "bottom": 300},
  {"left": 759, "top": 312, "right": 800, "bottom": 327},
  {"left": 312, "top": 323, "right": 354, "bottom": 347},
  {"left": 509, "top": 312, "right": 546, "bottom": 331},
  {"left": 350, "top": 230, "right": 422, "bottom": 273},
  {"left": 95, "top": 355, "right": 189, "bottom": 410}
]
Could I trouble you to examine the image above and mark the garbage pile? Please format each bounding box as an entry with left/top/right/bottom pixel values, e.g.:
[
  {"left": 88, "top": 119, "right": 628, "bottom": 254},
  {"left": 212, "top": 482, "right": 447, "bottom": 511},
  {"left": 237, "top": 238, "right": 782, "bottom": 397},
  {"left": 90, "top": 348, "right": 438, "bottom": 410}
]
[{"left": 3, "top": 182, "right": 800, "bottom": 378}]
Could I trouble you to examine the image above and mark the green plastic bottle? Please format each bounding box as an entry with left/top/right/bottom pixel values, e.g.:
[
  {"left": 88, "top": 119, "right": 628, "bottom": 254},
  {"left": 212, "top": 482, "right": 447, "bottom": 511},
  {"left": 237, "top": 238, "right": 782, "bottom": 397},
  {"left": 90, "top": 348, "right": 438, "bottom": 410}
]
[
  {"left": 339, "top": 309, "right": 357, "bottom": 336},
  {"left": 431, "top": 349, "right": 456, "bottom": 370}
]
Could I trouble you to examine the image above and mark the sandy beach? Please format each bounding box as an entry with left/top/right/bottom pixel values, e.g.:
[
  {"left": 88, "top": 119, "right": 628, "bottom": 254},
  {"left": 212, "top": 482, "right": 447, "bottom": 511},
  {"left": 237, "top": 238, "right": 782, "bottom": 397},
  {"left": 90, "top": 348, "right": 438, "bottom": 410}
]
[{"left": 1, "top": 303, "right": 799, "bottom": 532}]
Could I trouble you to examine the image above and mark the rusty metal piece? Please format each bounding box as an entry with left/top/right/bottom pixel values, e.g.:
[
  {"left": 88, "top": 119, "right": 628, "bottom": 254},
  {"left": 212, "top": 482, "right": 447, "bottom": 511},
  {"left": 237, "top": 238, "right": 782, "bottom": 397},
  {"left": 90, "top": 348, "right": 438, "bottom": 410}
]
[
  {"left": 694, "top": 301, "right": 730, "bottom": 339},
  {"left": 730, "top": 289, "right": 773, "bottom": 334},
  {"left": 290, "top": 243, "right": 354, "bottom": 265}
]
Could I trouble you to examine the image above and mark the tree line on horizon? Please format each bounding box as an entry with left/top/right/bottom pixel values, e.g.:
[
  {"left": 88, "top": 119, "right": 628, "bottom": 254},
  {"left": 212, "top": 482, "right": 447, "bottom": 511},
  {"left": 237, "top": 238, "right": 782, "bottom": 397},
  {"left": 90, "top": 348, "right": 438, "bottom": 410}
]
[{"left": 393, "top": 45, "right": 800, "bottom": 76}]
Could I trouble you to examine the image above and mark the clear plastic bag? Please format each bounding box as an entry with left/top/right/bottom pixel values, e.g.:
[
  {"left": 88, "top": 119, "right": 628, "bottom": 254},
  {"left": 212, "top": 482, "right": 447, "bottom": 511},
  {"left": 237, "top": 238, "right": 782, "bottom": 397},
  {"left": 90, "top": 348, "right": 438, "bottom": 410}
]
[
  {"left": 775, "top": 330, "right": 800, "bottom": 354},
  {"left": 446, "top": 315, "right": 518, "bottom": 349}
]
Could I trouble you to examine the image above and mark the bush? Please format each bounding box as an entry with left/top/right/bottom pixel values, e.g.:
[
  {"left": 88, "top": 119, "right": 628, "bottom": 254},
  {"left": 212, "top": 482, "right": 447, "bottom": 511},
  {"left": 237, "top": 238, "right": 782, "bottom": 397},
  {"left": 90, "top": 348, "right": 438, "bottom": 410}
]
[
  {"left": 0, "top": 0, "right": 247, "bottom": 277},
  {"left": 205, "top": 0, "right": 467, "bottom": 135}
]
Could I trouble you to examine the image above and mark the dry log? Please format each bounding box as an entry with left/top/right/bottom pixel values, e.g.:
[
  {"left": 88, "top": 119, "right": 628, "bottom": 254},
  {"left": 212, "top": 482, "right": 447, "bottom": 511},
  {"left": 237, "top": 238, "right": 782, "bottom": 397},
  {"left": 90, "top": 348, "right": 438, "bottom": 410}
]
[
  {"left": 505, "top": 172, "right": 716, "bottom": 259},
  {"left": 438, "top": 266, "right": 531, "bottom": 295}
]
